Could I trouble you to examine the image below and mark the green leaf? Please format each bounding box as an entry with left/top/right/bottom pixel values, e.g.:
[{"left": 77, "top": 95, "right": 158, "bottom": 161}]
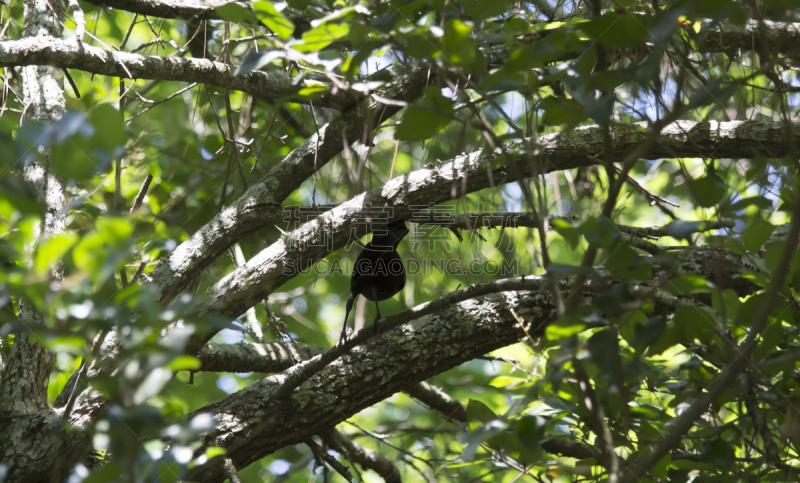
[
  {"left": 729, "top": 196, "right": 772, "bottom": 212},
  {"left": 35, "top": 232, "right": 78, "bottom": 273},
  {"left": 581, "top": 12, "right": 649, "bottom": 49},
  {"left": 550, "top": 218, "right": 582, "bottom": 249},
  {"left": 743, "top": 217, "right": 775, "bottom": 252},
  {"left": 235, "top": 50, "right": 285, "bottom": 76},
  {"left": 466, "top": 399, "right": 498, "bottom": 423},
  {"left": 701, "top": 438, "right": 735, "bottom": 473},
  {"left": 168, "top": 356, "right": 202, "bottom": 371},
  {"left": 663, "top": 220, "right": 705, "bottom": 241},
  {"left": 546, "top": 315, "right": 586, "bottom": 340},
  {"left": 734, "top": 292, "right": 765, "bottom": 328},
  {"left": 712, "top": 288, "right": 741, "bottom": 319},
  {"left": 516, "top": 416, "right": 546, "bottom": 449},
  {"left": 605, "top": 241, "right": 652, "bottom": 280},
  {"left": 51, "top": 129, "right": 99, "bottom": 182},
  {"left": 215, "top": 3, "right": 253, "bottom": 23},
  {"left": 664, "top": 274, "right": 712, "bottom": 295},
  {"left": 686, "top": 79, "right": 736, "bottom": 111},
  {"left": 540, "top": 96, "right": 587, "bottom": 127},
  {"left": 585, "top": 93, "right": 615, "bottom": 125},
  {"left": 762, "top": 240, "right": 786, "bottom": 275},
  {"left": 692, "top": 172, "right": 727, "bottom": 208},
  {"left": 588, "top": 328, "right": 622, "bottom": 381},
  {"left": 633, "top": 317, "right": 666, "bottom": 347},
  {"left": 73, "top": 217, "right": 134, "bottom": 283},
  {"left": 442, "top": 20, "right": 478, "bottom": 69},
  {"left": 88, "top": 104, "right": 126, "bottom": 153},
  {"left": 580, "top": 217, "right": 617, "bottom": 248},
  {"left": 395, "top": 86, "right": 454, "bottom": 142},
  {"left": 296, "top": 24, "right": 349, "bottom": 52},
  {"left": 254, "top": 1, "right": 294, "bottom": 39},
  {"left": 674, "top": 305, "right": 716, "bottom": 343},
  {"left": 463, "top": 0, "right": 515, "bottom": 20}
]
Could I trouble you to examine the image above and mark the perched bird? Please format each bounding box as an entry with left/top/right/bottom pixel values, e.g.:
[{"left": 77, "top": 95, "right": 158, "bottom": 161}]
[{"left": 340, "top": 220, "right": 409, "bottom": 345}]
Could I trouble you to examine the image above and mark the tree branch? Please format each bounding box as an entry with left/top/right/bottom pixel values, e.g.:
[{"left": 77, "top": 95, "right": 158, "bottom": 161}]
[
  {"left": 197, "top": 340, "right": 324, "bottom": 373},
  {"left": 149, "top": 65, "right": 429, "bottom": 304},
  {"left": 181, "top": 283, "right": 553, "bottom": 482},
  {"left": 177, "top": 226, "right": 766, "bottom": 481},
  {"left": 0, "top": 36, "right": 356, "bottom": 109},
  {"left": 197, "top": 120, "right": 796, "bottom": 326}
]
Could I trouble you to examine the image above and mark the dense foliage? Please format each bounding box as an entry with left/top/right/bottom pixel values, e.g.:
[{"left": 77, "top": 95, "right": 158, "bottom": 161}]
[{"left": 2, "top": 0, "right": 800, "bottom": 481}]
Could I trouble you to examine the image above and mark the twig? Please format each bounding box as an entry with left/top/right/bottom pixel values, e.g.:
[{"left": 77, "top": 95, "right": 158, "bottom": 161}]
[
  {"left": 616, "top": 166, "right": 679, "bottom": 218},
  {"left": 119, "top": 13, "right": 137, "bottom": 51},
  {"left": 575, "top": 365, "right": 620, "bottom": 479},
  {"left": 126, "top": 83, "right": 197, "bottom": 124},
  {"left": 130, "top": 260, "right": 147, "bottom": 285},
  {"left": 130, "top": 174, "right": 153, "bottom": 212},
  {"left": 204, "top": 85, "right": 233, "bottom": 212},
  {"left": 389, "top": 139, "right": 399, "bottom": 179},
  {"left": 224, "top": 89, "right": 247, "bottom": 191},
  {"left": 323, "top": 430, "right": 400, "bottom": 483},
  {"left": 222, "top": 458, "right": 242, "bottom": 483},
  {"left": 61, "top": 69, "right": 81, "bottom": 98},
  {"left": 305, "top": 439, "right": 352, "bottom": 482}
]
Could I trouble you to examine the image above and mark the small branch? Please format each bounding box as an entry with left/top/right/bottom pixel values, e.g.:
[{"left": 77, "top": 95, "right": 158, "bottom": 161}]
[
  {"left": 404, "top": 381, "right": 467, "bottom": 422},
  {"left": 67, "top": 0, "right": 85, "bottom": 41},
  {"left": 61, "top": 68, "right": 81, "bottom": 98},
  {"left": 323, "top": 430, "right": 400, "bottom": 483},
  {"left": 305, "top": 438, "right": 352, "bottom": 482},
  {"left": 222, "top": 458, "right": 242, "bottom": 483},
  {"left": 130, "top": 260, "right": 147, "bottom": 284},
  {"left": 575, "top": 365, "right": 619, "bottom": 479},
  {"left": 130, "top": 173, "right": 153, "bottom": 212},
  {"left": 616, "top": 166, "right": 679, "bottom": 210},
  {"left": 126, "top": 82, "right": 197, "bottom": 123}
]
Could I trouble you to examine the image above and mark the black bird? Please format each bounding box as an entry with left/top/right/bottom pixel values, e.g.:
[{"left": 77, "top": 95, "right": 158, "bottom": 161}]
[{"left": 340, "top": 220, "right": 409, "bottom": 345}]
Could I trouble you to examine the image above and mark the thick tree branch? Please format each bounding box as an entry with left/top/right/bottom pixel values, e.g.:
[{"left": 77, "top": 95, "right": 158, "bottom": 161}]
[
  {"left": 149, "top": 65, "right": 429, "bottom": 304},
  {"left": 198, "top": 120, "right": 796, "bottom": 326},
  {"left": 198, "top": 340, "right": 324, "bottom": 373},
  {"left": 77, "top": 1, "right": 800, "bottom": 57},
  {"left": 0, "top": 36, "right": 356, "bottom": 109},
  {"left": 83, "top": 0, "right": 235, "bottom": 19},
  {"left": 179, "top": 229, "right": 764, "bottom": 481},
  {"left": 182, "top": 282, "right": 553, "bottom": 482},
  {"left": 192, "top": 335, "right": 606, "bottom": 462}
]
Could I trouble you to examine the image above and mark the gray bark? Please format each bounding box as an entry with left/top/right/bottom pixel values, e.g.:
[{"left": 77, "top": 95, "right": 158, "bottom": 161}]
[
  {"left": 79, "top": 0, "right": 800, "bottom": 57},
  {"left": 179, "top": 237, "right": 758, "bottom": 480},
  {"left": 0, "top": 1, "right": 91, "bottom": 482},
  {"left": 0, "top": 36, "right": 356, "bottom": 109},
  {"left": 198, "top": 120, "right": 794, "bottom": 325},
  {"left": 148, "top": 65, "right": 429, "bottom": 304}
]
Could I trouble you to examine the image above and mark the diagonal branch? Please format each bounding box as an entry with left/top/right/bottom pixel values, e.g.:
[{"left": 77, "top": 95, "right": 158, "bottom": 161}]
[
  {"left": 174, "top": 237, "right": 764, "bottom": 481},
  {"left": 196, "top": 120, "right": 799, "bottom": 327},
  {"left": 179, "top": 231, "right": 763, "bottom": 481},
  {"left": 182, "top": 282, "right": 553, "bottom": 482},
  {"left": 148, "top": 65, "right": 429, "bottom": 304}
]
